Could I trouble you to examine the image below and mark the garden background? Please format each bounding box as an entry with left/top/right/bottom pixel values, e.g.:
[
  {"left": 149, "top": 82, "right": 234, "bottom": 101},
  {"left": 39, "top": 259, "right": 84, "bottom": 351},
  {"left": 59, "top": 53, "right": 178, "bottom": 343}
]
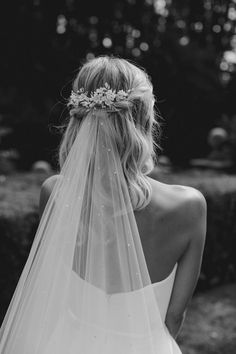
[{"left": 0, "top": 1, "right": 236, "bottom": 353}]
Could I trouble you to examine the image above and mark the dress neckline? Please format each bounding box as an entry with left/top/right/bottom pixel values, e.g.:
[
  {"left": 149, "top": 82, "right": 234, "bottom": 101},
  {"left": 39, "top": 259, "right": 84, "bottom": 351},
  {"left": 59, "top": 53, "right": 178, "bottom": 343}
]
[
  {"left": 70, "top": 263, "right": 177, "bottom": 296},
  {"left": 152, "top": 263, "right": 177, "bottom": 287}
]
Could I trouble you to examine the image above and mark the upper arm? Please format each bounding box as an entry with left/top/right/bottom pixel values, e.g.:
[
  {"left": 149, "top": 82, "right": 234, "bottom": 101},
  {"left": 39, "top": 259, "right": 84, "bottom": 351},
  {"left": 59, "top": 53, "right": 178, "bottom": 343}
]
[
  {"left": 166, "top": 188, "right": 207, "bottom": 321},
  {"left": 39, "top": 175, "right": 59, "bottom": 220}
]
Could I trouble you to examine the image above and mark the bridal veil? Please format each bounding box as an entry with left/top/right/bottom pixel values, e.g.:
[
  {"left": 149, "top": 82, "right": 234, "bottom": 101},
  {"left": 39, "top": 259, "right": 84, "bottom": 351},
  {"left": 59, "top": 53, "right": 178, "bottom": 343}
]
[{"left": 0, "top": 111, "right": 175, "bottom": 353}]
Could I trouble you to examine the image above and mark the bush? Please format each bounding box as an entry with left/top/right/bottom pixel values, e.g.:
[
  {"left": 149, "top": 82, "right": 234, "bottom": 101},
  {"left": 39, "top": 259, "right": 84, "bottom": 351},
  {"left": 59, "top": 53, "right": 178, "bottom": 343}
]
[
  {"left": 0, "top": 170, "right": 236, "bottom": 323},
  {"left": 0, "top": 173, "right": 45, "bottom": 322}
]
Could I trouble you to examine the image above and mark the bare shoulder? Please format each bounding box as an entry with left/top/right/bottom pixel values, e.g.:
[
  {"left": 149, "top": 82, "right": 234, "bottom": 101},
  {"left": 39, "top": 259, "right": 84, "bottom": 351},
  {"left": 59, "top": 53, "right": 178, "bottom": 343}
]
[
  {"left": 42, "top": 175, "right": 60, "bottom": 190},
  {"left": 171, "top": 183, "right": 207, "bottom": 223},
  {"left": 147, "top": 178, "right": 207, "bottom": 336},
  {"left": 171, "top": 183, "right": 207, "bottom": 239},
  {"left": 41, "top": 174, "right": 61, "bottom": 194},
  {"left": 39, "top": 174, "right": 61, "bottom": 219},
  {"left": 148, "top": 177, "right": 207, "bottom": 239}
]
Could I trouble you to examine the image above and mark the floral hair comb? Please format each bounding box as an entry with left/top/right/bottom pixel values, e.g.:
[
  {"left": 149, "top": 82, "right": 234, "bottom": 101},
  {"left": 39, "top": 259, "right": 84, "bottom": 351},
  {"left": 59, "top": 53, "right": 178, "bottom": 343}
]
[{"left": 68, "top": 83, "right": 132, "bottom": 111}]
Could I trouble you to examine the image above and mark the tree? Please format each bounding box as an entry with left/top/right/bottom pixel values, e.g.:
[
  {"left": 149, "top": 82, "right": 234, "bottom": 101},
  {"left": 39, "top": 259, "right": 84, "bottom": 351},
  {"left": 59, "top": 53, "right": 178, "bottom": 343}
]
[{"left": 1, "top": 0, "right": 236, "bottom": 167}]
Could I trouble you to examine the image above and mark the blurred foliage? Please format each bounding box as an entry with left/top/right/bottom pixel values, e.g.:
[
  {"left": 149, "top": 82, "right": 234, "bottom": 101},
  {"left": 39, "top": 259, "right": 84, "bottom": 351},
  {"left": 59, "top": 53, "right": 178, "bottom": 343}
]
[
  {"left": 0, "top": 170, "right": 236, "bottom": 323},
  {"left": 0, "top": 173, "right": 45, "bottom": 322},
  {"left": 218, "top": 113, "right": 236, "bottom": 163},
  {"left": 1, "top": 0, "right": 236, "bottom": 167},
  {"left": 0, "top": 117, "right": 19, "bottom": 173},
  {"left": 179, "top": 283, "right": 236, "bottom": 354}
]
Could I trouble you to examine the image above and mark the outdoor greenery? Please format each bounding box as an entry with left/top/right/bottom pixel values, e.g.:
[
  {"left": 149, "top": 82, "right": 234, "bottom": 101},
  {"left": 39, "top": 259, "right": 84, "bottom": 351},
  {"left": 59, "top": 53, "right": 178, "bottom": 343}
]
[
  {"left": 179, "top": 283, "right": 236, "bottom": 354},
  {"left": 1, "top": 1, "right": 236, "bottom": 352},
  {"left": 1, "top": 0, "right": 236, "bottom": 168}
]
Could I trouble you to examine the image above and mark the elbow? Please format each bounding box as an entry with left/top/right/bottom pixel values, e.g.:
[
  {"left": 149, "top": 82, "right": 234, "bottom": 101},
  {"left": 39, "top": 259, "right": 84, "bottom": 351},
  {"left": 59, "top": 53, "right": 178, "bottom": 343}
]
[
  {"left": 165, "top": 311, "right": 186, "bottom": 339},
  {"left": 166, "top": 311, "right": 184, "bottom": 326}
]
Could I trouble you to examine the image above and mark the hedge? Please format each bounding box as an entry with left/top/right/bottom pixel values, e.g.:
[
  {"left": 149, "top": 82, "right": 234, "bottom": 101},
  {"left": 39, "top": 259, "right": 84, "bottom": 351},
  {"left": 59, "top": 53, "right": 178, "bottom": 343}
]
[{"left": 0, "top": 170, "right": 236, "bottom": 323}]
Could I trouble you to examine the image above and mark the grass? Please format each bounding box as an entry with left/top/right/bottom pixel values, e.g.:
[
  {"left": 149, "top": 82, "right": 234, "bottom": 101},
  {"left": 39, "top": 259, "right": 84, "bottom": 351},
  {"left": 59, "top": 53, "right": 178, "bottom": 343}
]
[{"left": 179, "top": 283, "right": 236, "bottom": 354}]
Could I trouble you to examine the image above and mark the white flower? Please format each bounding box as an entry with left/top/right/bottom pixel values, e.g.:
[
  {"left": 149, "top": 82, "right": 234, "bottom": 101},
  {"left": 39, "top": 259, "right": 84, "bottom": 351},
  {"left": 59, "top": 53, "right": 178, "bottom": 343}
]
[
  {"left": 68, "top": 85, "right": 131, "bottom": 111},
  {"left": 116, "top": 90, "right": 128, "bottom": 101}
]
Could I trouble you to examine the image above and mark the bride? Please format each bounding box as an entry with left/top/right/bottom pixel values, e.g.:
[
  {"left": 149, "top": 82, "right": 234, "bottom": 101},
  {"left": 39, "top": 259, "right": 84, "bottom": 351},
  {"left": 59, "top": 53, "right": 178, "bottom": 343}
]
[{"left": 0, "top": 56, "right": 206, "bottom": 353}]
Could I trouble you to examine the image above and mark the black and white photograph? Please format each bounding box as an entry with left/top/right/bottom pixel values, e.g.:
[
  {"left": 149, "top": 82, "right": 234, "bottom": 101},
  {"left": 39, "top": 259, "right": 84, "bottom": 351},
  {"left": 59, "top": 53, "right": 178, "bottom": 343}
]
[{"left": 0, "top": 1, "right": 236, "bottom": 353}]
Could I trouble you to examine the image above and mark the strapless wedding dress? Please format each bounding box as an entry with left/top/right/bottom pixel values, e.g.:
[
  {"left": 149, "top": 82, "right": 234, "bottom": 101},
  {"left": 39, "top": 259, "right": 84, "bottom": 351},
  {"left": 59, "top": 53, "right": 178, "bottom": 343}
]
[{"left": 41, "top": 263, "right": 182, "bottom": 354}]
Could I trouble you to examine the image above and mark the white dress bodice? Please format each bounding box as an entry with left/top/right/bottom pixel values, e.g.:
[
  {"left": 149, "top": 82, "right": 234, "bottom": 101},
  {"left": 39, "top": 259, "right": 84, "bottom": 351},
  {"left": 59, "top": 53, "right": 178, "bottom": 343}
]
[
  {"left": 152, "top": 263, "right": 177, "bottom": 322},
  {"left": 42, "top": 263, "right": 182, "bottom": 354}
]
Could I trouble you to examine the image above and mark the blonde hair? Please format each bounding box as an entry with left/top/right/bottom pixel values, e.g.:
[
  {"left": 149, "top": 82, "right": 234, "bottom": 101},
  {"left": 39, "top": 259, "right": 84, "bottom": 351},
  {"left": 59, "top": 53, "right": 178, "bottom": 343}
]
[{"left": 59, "top": 56, "right": 161, "bottom": 210}]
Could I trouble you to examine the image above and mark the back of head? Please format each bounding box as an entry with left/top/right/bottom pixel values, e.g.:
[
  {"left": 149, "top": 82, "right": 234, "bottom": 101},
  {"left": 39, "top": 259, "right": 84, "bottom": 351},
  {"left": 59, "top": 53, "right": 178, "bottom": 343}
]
[{"left": 59, "top": 56, "right": 160, "bottom": 210}]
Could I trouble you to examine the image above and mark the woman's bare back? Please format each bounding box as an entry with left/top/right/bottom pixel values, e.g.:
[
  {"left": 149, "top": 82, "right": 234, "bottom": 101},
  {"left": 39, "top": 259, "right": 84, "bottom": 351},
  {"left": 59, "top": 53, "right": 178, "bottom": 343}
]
[
  {"left": 134, "top": 177, "right": 197, "bottom": 282},
  {"left": 40, "top": 174, "right": 207, "bottom": 338},
  {"left": 133, "top": 176, "right": 207, "bottom": 338}
]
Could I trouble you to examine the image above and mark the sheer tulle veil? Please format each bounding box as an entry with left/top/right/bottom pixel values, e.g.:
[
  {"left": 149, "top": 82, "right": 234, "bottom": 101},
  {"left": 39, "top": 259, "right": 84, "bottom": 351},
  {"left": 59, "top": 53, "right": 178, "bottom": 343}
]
[{"left": 0, "top": 86, "right": 175, "bottom": 354}]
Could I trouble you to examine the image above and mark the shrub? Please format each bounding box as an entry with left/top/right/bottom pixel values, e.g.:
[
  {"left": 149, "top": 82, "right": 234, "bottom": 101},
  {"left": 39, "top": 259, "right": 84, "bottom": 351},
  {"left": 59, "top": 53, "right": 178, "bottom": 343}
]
[{"left": 0, "top": 173, "right": 45, "bottom": 321}]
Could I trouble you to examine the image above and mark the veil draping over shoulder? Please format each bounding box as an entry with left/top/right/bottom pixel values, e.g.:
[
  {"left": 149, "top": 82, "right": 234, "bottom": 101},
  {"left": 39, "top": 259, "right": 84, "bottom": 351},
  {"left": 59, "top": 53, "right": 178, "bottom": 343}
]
[{"left": 0, "top": 112, "right": 174, "bottom": 353}]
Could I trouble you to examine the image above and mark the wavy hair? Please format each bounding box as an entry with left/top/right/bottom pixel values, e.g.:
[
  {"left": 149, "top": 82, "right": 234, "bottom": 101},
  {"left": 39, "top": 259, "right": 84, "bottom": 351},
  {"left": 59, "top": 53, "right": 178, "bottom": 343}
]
[{"left": 59, "top": 56, "right": 161, "bottom": 210}]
